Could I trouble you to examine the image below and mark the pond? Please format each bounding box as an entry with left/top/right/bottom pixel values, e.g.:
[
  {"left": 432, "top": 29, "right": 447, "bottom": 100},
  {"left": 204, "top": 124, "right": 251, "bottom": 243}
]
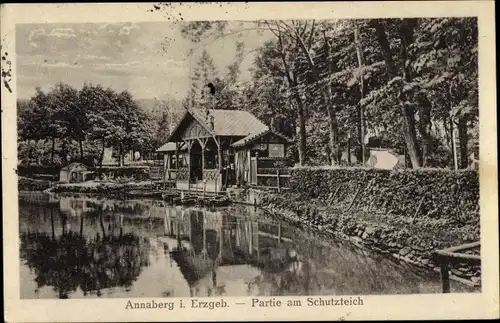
[{"left": 18, "top": 192, "right": 478, "bottom": 299}]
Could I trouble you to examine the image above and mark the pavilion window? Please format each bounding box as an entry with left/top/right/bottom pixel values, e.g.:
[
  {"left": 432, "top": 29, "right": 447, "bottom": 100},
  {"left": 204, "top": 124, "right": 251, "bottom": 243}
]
[{"left": 204, "top": 150, "right": 217, "bottom": 170}]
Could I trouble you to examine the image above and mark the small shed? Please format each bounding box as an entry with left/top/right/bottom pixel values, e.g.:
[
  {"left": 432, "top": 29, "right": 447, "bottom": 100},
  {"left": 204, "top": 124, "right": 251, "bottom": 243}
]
[
  {"left": 59, "top": 162, "right": 91, "bottom": 183},
  {"left": 232, "top": 128, "right": 292, "bottom": 186}
]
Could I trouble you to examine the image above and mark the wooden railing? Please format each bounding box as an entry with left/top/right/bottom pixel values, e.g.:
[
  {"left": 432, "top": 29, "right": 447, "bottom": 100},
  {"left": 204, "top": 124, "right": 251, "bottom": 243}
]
[
  {"left": 149, "top": 166, "right": 164, "bottom": 181},
  {"left": 255, "top": 167, "right": 291, "bottom": 192},
  {"left": 434, "top": 241, "right": 481, "bottom": 293}
]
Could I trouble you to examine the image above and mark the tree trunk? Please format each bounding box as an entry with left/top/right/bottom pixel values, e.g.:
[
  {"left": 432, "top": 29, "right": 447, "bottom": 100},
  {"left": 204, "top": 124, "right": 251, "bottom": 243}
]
[
  {"left": 450, "top": 118, "right": 458, "bottom": 170},
  {"left": 99, "top": 138, "right": 105, "bottom": 169},
  {"left": 276, "top": 28, "right": 307, "bottom": 166},
  {"left": 119, "top": 143, "right": 124, "bottom": 167},
  {"left": 370, "top": 20, "right": 397, "bottom": 77},
  {"left": 60, "top": 139, "right": 67, "bottom": 164},
  {"left": 318, "top": 30, "right": 341, "bottom": 166},
  {"left": 370, "top": 19, "right": 422, "bottom": 168},
  {"left": 416, "top": 93, "right": 433, "bottom": 167},
  {"left": 294, "top": 93, "right": 307, "bottom": 166},
  {"left": 50, "top": 137, "right": 55, "bottom": 164},
  {"left": 457, "top": 117, "right": 469, "bottom": 169},
  {"left": 399, "top": 19, "right": 422, "bottom": 168},
  {"left": 326, "top": 101, "right": 340, "bottom": 165},
  {"left": 79, "top": 139, "right": 84, "bottom": 160},
  {"left": 402, "top": 103, "right": 422, "bottom": 168},
  {"left": 354, "top": 23, "right": 367, "bottom": 165}
]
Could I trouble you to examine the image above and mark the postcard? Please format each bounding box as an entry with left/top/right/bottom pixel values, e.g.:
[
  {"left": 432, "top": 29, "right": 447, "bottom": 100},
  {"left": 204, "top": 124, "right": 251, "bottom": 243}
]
[{"left": 2, "top": 1, "right": 498, "bottom": 322}]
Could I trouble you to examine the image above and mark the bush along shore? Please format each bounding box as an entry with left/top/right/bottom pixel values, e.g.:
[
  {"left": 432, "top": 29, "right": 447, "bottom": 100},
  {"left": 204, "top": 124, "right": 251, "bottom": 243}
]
[
  {"left": 18, "top": 177, "right": 163, "bottom": 200},
  {"left": 256, "top": 167, "right": 481, "bottom": 287},
  {"left": 18, "top": 177, "right": 55, "bottom": 191}
]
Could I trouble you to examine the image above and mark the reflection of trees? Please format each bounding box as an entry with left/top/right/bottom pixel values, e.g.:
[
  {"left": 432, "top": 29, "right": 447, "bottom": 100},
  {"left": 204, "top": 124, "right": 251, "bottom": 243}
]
[{"left": 20, "top": 212, "right": 151, "bottom": 299}]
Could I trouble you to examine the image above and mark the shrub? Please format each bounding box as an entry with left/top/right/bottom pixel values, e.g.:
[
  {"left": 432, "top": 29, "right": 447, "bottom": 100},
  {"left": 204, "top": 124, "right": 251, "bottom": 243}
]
[
  {"left": 17, "top": 165, "right": 60, "bottom": 179},
  {"left": 288, "top": 167, "right": 479, "bottom": 221},
  {"left": 18, "top": 177, "right": 54, "bottom": 191},
  {"left": 95, "top": 166, "right": 151, "bottom": 181}
]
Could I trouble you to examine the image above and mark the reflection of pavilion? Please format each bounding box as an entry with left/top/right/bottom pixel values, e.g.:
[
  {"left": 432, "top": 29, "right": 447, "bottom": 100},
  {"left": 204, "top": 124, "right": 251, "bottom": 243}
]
[{"left": 162, "top": 207, "right": 298, "bottom": 297}]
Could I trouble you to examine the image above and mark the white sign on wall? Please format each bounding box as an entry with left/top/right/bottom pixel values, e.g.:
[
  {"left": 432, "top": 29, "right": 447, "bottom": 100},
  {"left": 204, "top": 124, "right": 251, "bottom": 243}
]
[{"left": 268, "top": 144, "right": 285, "bottom": 158}]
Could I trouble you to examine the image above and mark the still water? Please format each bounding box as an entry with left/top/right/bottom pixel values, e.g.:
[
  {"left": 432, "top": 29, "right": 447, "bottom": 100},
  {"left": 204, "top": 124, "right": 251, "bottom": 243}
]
[{"left": 19, "top": 192, "right": 477, "bottom": 299}]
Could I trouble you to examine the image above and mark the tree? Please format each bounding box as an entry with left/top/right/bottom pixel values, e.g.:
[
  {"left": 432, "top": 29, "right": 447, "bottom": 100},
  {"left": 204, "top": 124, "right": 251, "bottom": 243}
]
[
  {"left": 79, "top": 84, "right": 118, "bottom": 167},
  {"left": 187, "top": 49, "right": 219, "bottom": 109},
  {"left": 410, "top": 17, "right": 478, "bottom": 168},
  {"left": 27, "top": 85, "right": 70, "bottom": 163}
]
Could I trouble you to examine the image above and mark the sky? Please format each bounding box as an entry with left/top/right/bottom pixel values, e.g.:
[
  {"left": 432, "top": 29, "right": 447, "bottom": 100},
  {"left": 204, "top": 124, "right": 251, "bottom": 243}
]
[{"left": 16, "top": 21, "right": 273, "bottom": 101}]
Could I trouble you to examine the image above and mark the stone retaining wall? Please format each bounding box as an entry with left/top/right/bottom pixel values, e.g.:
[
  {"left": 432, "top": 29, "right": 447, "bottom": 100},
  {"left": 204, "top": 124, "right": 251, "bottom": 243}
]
[{"left": 261, "top": 201, "right": 481, "bottom": 287}]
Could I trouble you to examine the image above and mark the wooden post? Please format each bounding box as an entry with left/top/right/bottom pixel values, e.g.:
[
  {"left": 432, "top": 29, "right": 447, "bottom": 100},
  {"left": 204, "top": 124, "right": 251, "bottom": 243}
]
[
  {"left": 217, "top": 139, "right": 223, "bottom": 172},
  {"left": 215, "top": 137, "right": 223, "bottom": 193},
  {"left": 165, "top": 153, "right": 169, "bottom": 181},
  {"left": 255, "top": 152, "right": 259, "bottom": 186},
  {"left": 186, "top": 140, "right": 192, "bottom": 195},
  {"left": 175, "top": 142, "right": 180, "bottom": 182},
  {"left": 278, "top": 223, "right": 281, "bottom": 245},
  {"left": 440, "top": 258, "right": 451, "bottom": 293},
  {"left": 201, "top": 145, "right": 205, "bottom": 181},
  {"left": 276, "top": 169, "right": 281, "bottom": 192},
  {"left": 198, "top": 137, "right": 208, "bottom": 194}
]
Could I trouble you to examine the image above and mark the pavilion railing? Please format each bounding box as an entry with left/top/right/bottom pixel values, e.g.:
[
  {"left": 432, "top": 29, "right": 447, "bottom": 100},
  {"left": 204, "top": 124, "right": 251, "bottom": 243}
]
[
  {"left": 434, "top": 241, "right": 481, "bottom": 293},
  {"left": 254, "top": 167, "right": 291, "bottom": 192}
]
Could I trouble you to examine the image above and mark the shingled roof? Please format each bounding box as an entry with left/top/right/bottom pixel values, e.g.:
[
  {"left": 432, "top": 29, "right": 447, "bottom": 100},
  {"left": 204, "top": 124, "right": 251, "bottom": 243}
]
[
  {"left": 156, "top": 142, "right": 187, "bottom": 153},
  {"left": 167, "top": 109, "right": 269, "bottom": 142},
  {"left": 232, "top": 128, "right": 292, "bottom": 148}
]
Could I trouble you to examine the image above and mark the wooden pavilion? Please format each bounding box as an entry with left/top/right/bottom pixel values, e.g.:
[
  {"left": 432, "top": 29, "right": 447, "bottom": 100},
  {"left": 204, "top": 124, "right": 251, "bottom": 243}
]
[{"left": 157, "top": 108, "right": 291, "bottom": 193}]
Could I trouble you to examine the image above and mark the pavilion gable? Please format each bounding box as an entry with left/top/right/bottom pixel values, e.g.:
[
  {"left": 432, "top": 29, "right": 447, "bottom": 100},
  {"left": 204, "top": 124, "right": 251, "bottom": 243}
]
[{"left": 167, "top": 111, "right": 214, "bottom": 143}]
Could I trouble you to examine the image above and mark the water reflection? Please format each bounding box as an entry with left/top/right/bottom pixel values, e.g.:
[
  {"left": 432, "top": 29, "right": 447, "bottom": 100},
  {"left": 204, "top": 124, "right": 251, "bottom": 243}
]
[
  {"left": 19, "top": 193, "right": 478, "bottom": 299},
  {"left": 20, "top": 205, "right": 151, "bottom": 299}
]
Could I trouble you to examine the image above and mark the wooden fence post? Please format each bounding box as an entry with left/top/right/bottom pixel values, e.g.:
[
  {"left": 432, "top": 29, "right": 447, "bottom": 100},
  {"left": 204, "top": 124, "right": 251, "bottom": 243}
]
[
  {"left": 203, "top": 179, "right": 206, "bottom": 198},
  {"left": 277, "top": 169, "right": 281, "bottom": 193},
  {"left": 255, "top": 152, "right": 259, "bottom": 186},
  {"left": 440, "top": 258, "right": 451, "bottom": 293}
]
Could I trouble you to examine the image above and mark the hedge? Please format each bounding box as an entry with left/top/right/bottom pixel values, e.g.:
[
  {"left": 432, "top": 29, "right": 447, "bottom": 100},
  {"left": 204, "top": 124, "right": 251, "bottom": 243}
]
[
  {"left": 288, "top": 167, "right": 479, "bottom": 220},
  {"left": 17, "top": 165, "right": 60, "bottom": 178},
  {"left": 18, "top": 177, "right": 54, "bottom": 191},
  {"left": 18, "top": 164, "right": 153, "bottom": 182},
  {"left": 95, "top": 166, "right": 151, "bottom": 181}
]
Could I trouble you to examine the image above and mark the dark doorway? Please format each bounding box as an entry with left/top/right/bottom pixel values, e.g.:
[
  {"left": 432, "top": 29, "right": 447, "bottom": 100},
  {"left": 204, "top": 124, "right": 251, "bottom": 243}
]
[{"left": 190, "top": 142, "right": 203, "bottom": 182}]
